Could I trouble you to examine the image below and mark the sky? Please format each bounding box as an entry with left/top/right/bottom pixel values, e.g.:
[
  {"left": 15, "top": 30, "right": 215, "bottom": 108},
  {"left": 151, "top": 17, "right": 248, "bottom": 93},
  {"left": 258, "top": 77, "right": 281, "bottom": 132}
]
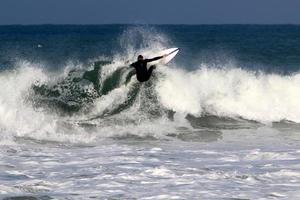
[{"left": 0, "top": 0, "right": 300, "bottom": 25}]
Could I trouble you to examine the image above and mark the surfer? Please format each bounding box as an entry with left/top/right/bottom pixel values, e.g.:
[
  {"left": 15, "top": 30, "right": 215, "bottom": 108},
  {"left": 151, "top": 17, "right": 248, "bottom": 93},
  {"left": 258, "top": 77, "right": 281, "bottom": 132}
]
[{"left": 130, "top": 55, "right": 165, "bottom": 82}]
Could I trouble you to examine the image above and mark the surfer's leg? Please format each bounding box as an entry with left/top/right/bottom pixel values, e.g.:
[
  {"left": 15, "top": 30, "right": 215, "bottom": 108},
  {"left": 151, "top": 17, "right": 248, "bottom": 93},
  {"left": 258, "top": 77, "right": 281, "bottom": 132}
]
[
  {"left": 143, "top": 65, "right": 155, "bottom": 81},
  {"left": 148, "top": 65, "right": 156, "bottom": 76},
  {"left": 126, "top": 69, "right": 136, "bottom": 82},
  {"left": 149, "top": 65, "right": 156, "bottom": 71}
]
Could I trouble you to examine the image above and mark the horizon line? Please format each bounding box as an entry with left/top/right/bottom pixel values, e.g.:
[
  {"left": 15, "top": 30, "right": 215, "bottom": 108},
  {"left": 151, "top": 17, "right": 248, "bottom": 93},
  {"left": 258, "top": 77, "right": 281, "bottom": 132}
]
[{"left": 0, "top": 23, "right": 300, "bottom": 26}]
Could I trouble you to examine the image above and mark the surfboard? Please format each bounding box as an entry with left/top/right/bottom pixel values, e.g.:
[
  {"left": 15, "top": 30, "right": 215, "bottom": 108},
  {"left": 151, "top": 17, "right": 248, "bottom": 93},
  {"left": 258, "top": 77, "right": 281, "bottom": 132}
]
[
  {"left": 158, "top": 48, "right": 180, "bottom": 64},
  {"left": 148, "top": 48, "right": 179, "bottom": 65}
]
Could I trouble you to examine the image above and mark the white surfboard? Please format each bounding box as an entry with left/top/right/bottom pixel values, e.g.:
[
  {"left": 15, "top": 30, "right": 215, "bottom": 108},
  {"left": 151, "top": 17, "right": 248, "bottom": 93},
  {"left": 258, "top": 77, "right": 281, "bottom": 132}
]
[
  {"left": 148, "top": 48, "right": 179, "bottom": 65},
  {"left": 158, "top": 48, "right": 180, "bottom": 64}
]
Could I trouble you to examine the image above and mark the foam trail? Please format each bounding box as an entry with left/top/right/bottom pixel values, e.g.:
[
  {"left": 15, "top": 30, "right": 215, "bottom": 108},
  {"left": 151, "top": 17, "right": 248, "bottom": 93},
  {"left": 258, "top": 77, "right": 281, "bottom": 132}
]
[{"left": 118, "top": 26, "right": 171, "bottom": 63}]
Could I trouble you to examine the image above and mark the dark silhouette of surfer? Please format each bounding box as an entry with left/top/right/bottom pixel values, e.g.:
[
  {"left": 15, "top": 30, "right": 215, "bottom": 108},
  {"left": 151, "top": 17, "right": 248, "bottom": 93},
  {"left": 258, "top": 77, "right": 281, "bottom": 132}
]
[{"left": 130, "top": 55, "right": 165, "bottom": 82}]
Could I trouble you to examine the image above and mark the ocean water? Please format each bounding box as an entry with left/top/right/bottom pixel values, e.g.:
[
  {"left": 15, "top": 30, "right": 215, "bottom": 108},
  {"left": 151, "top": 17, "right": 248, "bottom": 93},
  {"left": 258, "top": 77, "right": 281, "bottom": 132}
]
[{"left": 0, "top": 25, "right": 300, "bottom": 199}]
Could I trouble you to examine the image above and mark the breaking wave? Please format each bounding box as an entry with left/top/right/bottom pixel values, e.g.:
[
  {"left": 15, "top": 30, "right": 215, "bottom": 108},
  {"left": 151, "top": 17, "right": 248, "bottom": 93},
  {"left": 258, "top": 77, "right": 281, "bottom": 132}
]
[{"left": 1, "top": 27, "right": 300, "bottom": 143}]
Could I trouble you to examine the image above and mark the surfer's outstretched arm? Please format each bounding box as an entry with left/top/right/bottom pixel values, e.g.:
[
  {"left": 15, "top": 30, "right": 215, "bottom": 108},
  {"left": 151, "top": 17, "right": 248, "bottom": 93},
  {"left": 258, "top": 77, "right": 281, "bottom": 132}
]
[
  {"left": 129, "top": 62, "right": 136, "bottom": 68},
  {"left": 145, "top": 56, "right": 164, "bottom": 63}
]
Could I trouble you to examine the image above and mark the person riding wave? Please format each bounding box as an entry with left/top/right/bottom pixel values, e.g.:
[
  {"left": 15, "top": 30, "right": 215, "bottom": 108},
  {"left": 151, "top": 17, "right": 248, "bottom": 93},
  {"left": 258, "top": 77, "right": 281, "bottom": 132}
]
[{"left": 130, "top": 54, "right": 165, "bottom": 82}]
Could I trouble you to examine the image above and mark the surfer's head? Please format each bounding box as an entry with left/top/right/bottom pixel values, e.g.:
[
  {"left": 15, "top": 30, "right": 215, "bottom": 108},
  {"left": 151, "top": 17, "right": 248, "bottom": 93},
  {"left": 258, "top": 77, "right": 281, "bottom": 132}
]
[{"left": 138, "top": 55, "right": 143, "bottom": 61}]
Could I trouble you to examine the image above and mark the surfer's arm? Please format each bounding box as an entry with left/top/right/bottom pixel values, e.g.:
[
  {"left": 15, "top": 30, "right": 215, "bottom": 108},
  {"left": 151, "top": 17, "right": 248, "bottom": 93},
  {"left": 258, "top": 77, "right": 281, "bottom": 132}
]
[
  {"left": 145, "top": 56, "right": 164, "bottom": 63},
  {"left": 129, "top": 63, "right": 135, "bottom": 68}
]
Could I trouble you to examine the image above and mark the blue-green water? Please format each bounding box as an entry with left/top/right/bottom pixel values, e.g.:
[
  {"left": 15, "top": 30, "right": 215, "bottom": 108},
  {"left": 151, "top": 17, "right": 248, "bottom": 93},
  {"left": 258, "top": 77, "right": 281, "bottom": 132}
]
[
  {"left": 1, "top": 25, "right": 300, "bottom": 72},
  {"left": 0, "top": 25, "right": 299, "bottom": 199}
]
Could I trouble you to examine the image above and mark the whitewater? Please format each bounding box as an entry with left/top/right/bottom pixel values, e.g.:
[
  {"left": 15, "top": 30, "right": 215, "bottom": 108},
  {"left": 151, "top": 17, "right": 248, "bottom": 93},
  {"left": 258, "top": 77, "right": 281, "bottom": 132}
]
[{"left": 0, "top": 25, "right": 299, "bottom": 199}]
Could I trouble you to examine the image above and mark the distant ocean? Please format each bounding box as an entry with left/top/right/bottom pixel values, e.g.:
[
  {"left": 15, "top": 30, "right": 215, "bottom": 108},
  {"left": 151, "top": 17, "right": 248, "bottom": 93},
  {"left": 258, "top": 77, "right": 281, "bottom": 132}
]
[{"left": 0, "top": 25, "right": 299, "bottom": 199}]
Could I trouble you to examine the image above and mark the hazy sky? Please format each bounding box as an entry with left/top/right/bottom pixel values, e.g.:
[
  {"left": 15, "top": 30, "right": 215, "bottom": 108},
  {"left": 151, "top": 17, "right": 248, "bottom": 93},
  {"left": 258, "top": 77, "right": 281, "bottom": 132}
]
[{"left": 0, "top": 0, "right": 300, "bottom": 25}]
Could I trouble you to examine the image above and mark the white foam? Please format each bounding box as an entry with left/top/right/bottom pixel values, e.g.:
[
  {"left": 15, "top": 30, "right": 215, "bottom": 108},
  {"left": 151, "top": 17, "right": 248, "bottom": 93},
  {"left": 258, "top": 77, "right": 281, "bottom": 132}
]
[
  {"left": 91, "top": 84, "right": 131, "bottom": 116},
  {"left": 119, "top": 26, "right": 170, "bottom": 61},
  {"left": 157, "top": 65, "right": 300, "bottom": 122},
  {"left": 0, "top": 62, "right": 99, "bottom": 144},
  {"left": 244, "top": 149, "right": 296, "bottom": 161},
  {"left": 144, "top": 166, "right": 175, "bottom": 178},
  {"left": 264, "top": 169, "right": 300, "bottom": 178},
  {"left": 0, "top": 62, "right": 48, "bottom": 134},
  {"left": 141, "top": 195, "right": 181, "bottom": 200}
]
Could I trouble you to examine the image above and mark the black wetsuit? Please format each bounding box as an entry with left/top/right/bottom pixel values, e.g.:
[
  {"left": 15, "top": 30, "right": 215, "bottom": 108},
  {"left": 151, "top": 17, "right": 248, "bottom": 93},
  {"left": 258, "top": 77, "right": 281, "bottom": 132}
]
[{"left": 130, "top": 56, "right": 163, "bottom": 82}]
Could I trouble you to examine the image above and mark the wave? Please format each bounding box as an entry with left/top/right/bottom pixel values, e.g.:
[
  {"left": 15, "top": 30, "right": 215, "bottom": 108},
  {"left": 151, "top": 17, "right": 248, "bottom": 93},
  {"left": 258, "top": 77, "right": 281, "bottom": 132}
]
[
  {"left": 1, "top": 27, "right": 300, "bottom": 143},
  {"left": 157, "top": 65, "right": 300, "bottom": 123}
]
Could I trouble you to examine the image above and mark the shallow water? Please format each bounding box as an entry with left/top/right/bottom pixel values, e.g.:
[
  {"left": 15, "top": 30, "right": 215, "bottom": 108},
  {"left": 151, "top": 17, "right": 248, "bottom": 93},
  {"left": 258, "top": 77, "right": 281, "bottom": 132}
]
[{"left": 1, "top": 125, "right": 299, "bottom": 199}]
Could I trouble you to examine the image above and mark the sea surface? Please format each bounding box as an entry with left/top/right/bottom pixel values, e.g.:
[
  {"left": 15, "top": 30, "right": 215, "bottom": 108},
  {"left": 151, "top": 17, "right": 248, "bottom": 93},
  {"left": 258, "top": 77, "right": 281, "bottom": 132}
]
[{"left": 0, "top": 25, "right": 300, "bottom": 199}]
